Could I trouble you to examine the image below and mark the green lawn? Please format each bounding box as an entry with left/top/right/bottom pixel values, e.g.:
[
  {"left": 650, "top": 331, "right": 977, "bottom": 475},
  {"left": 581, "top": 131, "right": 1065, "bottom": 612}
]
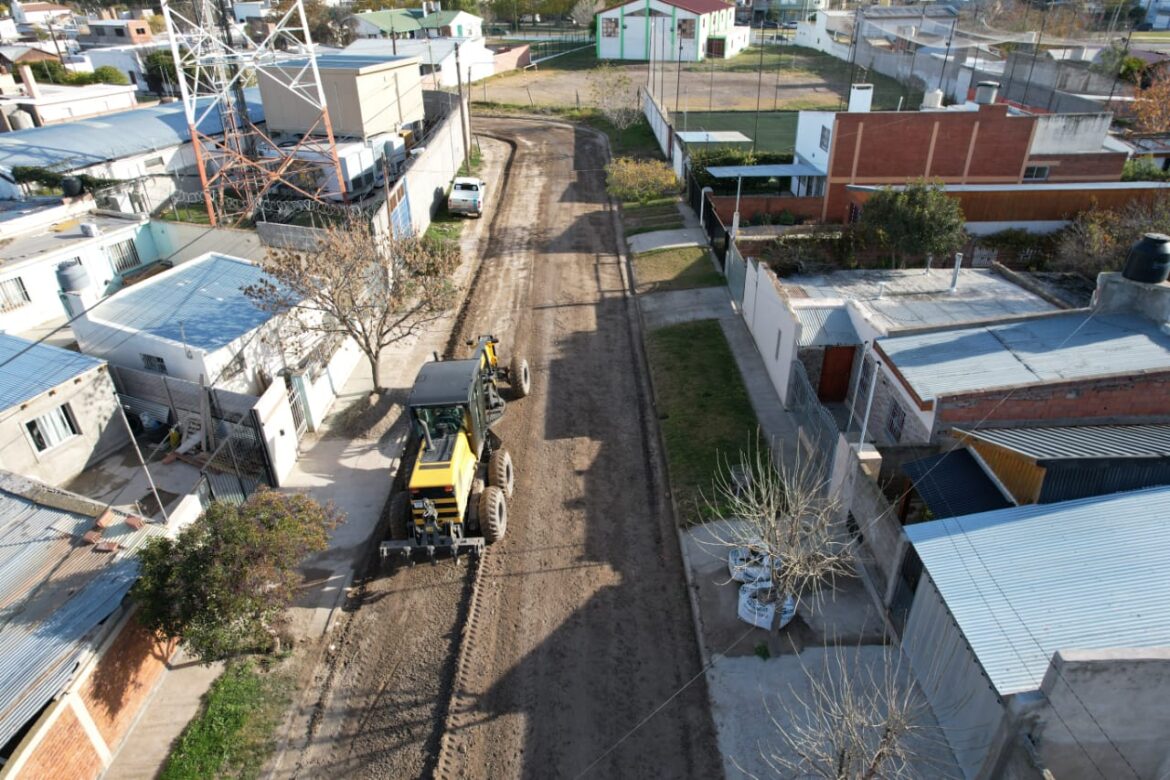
[
  {"left": 622, "top": 201, "right": 685, "bottom": 236},
  {"left": 645, "top": 319, "right": 758, "bottom": 523},
  {"left": 424, "top": 203, "right": 464, "bottom": 247},
  {"left": 633, "top": 246, "right": 722, "bottom": 292},
  {"left": 676, "top": 110, "right": 799, "bottom": 153},
  {"left": 157, "top": 204, "right": 213, "bottom": 225},
  {"left": 160, "top": 661, "right": 291, "bottom": 780}
]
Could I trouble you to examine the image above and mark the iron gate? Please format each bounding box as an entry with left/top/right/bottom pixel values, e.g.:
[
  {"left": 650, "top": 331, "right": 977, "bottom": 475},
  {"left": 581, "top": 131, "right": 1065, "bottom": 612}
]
[{"left": 725, "top": 241, "right": 747, "bottom": 305}]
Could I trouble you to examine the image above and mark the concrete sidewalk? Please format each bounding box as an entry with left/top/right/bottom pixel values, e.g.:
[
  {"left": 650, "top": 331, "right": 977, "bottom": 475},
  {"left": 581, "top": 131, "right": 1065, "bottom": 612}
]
[{"left": 628, "top": 226, "right": 708, "bottom": 255}]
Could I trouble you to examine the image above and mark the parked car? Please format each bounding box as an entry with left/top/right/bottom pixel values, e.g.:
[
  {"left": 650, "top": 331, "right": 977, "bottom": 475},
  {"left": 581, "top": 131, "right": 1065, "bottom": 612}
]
[
  {"left": 448, "top": 177, "right": 487, "bottom": 218},
  {"left": 761, "top": 19, "right": 780, "bottom": 29},
  {"left": 782, "top": 20, "right": 798, "bottom": 29},
  {"left": 737, "top": 580, "right": 797, "bottom": 630}
]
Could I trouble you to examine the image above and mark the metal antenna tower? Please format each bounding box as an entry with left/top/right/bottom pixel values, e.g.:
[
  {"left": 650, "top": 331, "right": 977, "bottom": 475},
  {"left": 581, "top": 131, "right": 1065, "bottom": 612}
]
[{"left": 160, "top": 0, "right": 347, "bottom": 226}]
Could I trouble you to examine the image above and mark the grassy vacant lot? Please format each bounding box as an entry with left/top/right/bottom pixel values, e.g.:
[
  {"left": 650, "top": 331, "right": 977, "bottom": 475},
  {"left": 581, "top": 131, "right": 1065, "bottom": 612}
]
[
  {"left": 633, "top": 246, "right": 722, "bottom": 293},
  {"left": 645, "top": 319, "right": 758, "bottom": 523},
  {"left": 160, "top": 661, "right": 291, "bottom": 780},
  {"left": 622, "top": 200, "right": 685, "bottom": 236}
]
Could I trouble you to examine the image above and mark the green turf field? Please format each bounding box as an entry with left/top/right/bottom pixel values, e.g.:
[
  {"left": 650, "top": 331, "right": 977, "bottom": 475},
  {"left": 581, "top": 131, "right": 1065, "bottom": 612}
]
[{"left": 673, "top": 111, "right": 799, "bottom": 153}]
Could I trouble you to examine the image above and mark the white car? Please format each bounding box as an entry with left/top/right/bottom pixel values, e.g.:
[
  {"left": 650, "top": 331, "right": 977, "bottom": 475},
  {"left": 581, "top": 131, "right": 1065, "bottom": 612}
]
[
  {"left": 448, "top": 177, "right": 487, "bottom": 218},
  {"left": 728, "top": 545, "right": 772, "bottom": 584},
  {"left": 737, "top": 581, "right": 797, "bottom": 631}
]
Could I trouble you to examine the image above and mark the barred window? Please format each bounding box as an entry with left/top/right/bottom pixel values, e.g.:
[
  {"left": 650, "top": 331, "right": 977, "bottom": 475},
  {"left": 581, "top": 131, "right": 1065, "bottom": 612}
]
[
  {"left": 26, "top": 404, "right": 79, "bottom": 452},
  {"left": 819, "top": 126, "right": 831, "bottom": 152},
  {"left": 856, "top": 358, "right": 873, "bottom": 402},
  {"left": 602, "top": 17, "right": 619, "bottom": 37},
  {"left": 142, "top": 354, "right": 168, "bottom": 374},
  {"left": 221, "top": 353, "right": 246, "bottom": 381},
  {"left": 678, "top": 18, "right": 695, "bottom": 38},
  {"left": 0, "top": 277, "right": 30, "bottom": 312},
  {"left": 886, "top": 400, "right": 906, "bottom": 442},
  {"left": 108, "top": 239, "right": 142, "bottom": 274}
]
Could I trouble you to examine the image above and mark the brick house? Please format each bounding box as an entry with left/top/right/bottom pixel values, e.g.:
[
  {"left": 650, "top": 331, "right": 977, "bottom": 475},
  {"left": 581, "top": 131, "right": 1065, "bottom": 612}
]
[
  {"left": 0, "top": 471, "right": 175, "bottom": 779},
  {"left": 79, "top": 19, "right": 153, "bottom": 47}
]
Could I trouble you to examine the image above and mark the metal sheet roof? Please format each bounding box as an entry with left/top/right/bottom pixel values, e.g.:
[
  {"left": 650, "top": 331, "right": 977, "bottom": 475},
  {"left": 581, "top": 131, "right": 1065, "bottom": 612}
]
[
  {"left": 795, "top": 306, "right": 861, "bottom": 347},
  {"left": 905, "top": 486, "right": 1170, "bottom": 696},
  {"left": 902, "top": 449, "right": 1012, "bottom": 519},
  {"left": 877, "top": 312, "right": 1170, "bottom": 402},
  {"left": 92, "top": 254, "right": 274, "bottom": 352},
  {"left": 0, "top": 333, "right": 104, "bottom": 411},
  {"left": 0, "top": 484, "right": 165, "bottom": 748},
  {"left": 267, "top": 54, "right": 416, "bottom": 72},
  {"left": 0, "top": 90, "right": 265, "bottom": 174},
  {"left": 353, "top": 9, "right": 423, "bottom": 33},
  {"left": 675, "top": 131, "right": 752, "bottom": 144},
  {"left": 705, "top": 163, "right": 825, "bottom": 178},
  {"left": 960, "top": 425, "right": 1170, "bottom": 461}
]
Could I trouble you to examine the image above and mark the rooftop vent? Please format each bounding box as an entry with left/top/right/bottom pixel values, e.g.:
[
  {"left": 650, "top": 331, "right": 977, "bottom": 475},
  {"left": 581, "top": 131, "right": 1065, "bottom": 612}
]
[
  {"left": 974, "top": 81, "right": 999, "bottom": 106},
  {"left": 1122, "top": 233, "right": 1170, "bottom": 285}
]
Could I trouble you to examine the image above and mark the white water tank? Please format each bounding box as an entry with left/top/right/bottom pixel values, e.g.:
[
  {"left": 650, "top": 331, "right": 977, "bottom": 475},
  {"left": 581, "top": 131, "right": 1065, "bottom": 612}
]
[
  {"left": 8, "top": 108, "right": 34, "bottom": 130},
  {"left": 56, "top": 259, "right": 92, "bottom": 293},
  {"left": 974, "top": 81, "right": 1000, "bottom": 105},
  {"left": 921, "top": 89, "right": 944, "bottom": 110},
  {"left": 80, "top": 222, "right": 102, "bottom": 237}
]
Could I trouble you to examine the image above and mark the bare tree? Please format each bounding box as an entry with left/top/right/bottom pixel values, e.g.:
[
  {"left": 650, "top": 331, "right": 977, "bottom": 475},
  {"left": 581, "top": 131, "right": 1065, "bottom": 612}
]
[
  {"left": 245, "top": 219, "right": 460, "bottom": 394},
  {"left": 750, "top": 644, "right": 950, "bottom": 780},
  {"left": 570, "top": 0, "right": 600, "bottom": 29},
  {"left": 587, "top": 63, "right": 640, "bottom": 130},
  {"left": 702, "top": 438, "right": 854, "bottom": 617}
]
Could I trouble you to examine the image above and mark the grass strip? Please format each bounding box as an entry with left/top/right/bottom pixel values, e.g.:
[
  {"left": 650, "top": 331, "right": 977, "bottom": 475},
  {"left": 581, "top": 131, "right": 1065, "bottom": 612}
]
[{"left": 633, "top": 246, "right": 722, "bottom": 293}]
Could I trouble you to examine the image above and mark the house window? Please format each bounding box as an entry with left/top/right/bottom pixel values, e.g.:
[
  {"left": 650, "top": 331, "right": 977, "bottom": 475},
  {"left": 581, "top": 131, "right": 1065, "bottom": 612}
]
[
  {"left": 108, "top": 238, "right": 142, "bottom": 274},
  {"left": 0, "top": 277, "right": 31, "bottom": 312},
  {"left": 141, "top": 354, "right": 168, "bottom": 374},
  {"left": 678, "top": 18, "right": 695, "bottom": 38},
  {"left": 115, "top": 27, "right": 125, "bottom": 36},
  {"left": 1023, "top": 165, "right": 1049, "bottom": 181},
  {"left": 602, "top": 17, "right": 619, "bottom": 37},
  {"left": 774, "top": 328, "right": 783, "bottom": 361},
  {"left": 220, "top": 353, "right": 246, "bottom": 381},
  {"left": 886, "top": 400, "right": 906, "bottom": 442},
  {"left": 819, "top": 126, "right": 831, "bottom": 152},
  {"left": 25, "top": 404, "right": 79, "bottom": 452},
  {"left": 856, "top": 358, "right": 873, "bottom": 403}
]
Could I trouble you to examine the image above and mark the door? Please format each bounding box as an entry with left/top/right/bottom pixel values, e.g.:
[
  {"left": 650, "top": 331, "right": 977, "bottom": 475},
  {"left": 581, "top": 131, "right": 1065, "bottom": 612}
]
[
  {"left": 706, "top": 37, "right": 725, "bottom": 58},
  {"left": 817, "top": 345, "right": 856, "bottom": 402}
]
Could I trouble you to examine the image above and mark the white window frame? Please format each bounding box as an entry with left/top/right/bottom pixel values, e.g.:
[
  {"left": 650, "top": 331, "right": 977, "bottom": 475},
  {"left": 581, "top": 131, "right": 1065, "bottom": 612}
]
[
  {"left": 0, "top": 276, "right": 31, "bottom": 312},
  {"left": 108, "top": 238, "right": 142, "bottom": 274},
  {"left": 24, "top": 404, "right": 80, "bottom": 453},
  {"left": 142, "top": 353, "right": 168, "bottom": 374}
]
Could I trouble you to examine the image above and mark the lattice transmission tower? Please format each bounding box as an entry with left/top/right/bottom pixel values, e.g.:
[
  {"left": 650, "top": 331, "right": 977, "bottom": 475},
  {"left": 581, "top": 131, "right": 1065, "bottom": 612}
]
[{"left": 160, "top": 0, "right": 347, "bottom": 226}]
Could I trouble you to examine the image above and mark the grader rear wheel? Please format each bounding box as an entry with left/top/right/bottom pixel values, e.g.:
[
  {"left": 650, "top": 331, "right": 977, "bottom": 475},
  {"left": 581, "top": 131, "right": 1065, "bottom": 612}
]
[
  {"left": 489, "top": 448, "right": 514, "bottom": 499},
  {"left": 510, "top": 355, "right": 531, "bottom": 399},
  {"left": 480, "top": 485, "right": 507, "bottom": 544}
]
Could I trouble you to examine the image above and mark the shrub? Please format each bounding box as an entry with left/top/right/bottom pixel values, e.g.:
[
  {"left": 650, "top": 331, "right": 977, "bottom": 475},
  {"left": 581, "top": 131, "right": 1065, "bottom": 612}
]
[{"left": 607, "top": 157, "right": 678, "bottom": 204}]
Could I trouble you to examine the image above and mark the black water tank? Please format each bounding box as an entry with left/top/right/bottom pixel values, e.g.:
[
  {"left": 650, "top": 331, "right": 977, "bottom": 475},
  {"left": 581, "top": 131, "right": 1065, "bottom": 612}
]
[{"left": 1122, "top": 233, "right": 1170, "bottom": 284}]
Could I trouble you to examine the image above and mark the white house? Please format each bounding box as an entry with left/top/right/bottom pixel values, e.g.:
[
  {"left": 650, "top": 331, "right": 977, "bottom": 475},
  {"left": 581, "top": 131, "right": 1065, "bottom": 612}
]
[
  {"left": 345, "top": 36, "right": 495, "bottom": 87},
  {"left": 66, "top": 253, "right": 363, "bottom": 435},
  {"left": 596, "top": 0, "right": 749, "bottom": 61},
  {"left": 417, "top": 9, "right": 483, "bottom": 39},
  {"left": 0, "top": 18, "right": 19, "bottom": 43},
  {"left": 0, "top": 74, "right": 139, "bottom": 130},
  {"left": 0, "top": 203, "right": 161, "bottom": 336},
  {"left": 0, "top": 333, "right": 127, "bottom": 486},
  {"left": 10, "top": 0, "right": 72, "bottom": 28},
  {"left": 349, "top": 9, "right": 423, "bottom": 40},
  {"left": 233, "top": 0, "right": 270, "bottom": 23},
  {"left": 82, "top": 40, "right": 174, "bottom": 93}
]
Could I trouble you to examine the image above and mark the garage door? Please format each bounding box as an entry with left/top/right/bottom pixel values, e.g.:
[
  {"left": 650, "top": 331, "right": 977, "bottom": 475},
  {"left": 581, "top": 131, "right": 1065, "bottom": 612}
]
[{"left": 901, "top": 573, "right": 1006, "bottom": 778}]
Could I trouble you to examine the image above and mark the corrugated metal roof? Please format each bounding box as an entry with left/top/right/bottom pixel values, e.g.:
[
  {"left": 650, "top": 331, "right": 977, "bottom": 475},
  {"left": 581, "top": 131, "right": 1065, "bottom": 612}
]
[
  {"left": 0, "top": 485, "right": 165, "bottom": 748},
  {"left": 353, "top": 9, "right": 423, "bottom": 32},
  {"left": 961, "top": 425, "right": 1170, "bottom": 461},
  {"left": 92, "top": 254, "right": 274, "bottom": 352},
  {"left": 902, "top": 449, "right": 1013, "bottom": 519},
  {"left": 705, "top": 163, "right": 825, "bottom": 178},
  {"left": 905, "top": 486, "right": 1170, "bottom": 696},
  {"left": 0, "top": 90, "right": 265, "bottom": 173},
  {"left": 877, "top": 312, "right": 1170, "bottom": 402},
  {"left": 0, "top": 333, "right": 104, "bottom": 411},
  {"left": 675, "top": 131, "right": 752, "bottom": 144},
  {"left": 267, "top": 54, "right": 416, "bottom": 72},
  {"left": 795, "top": 306, "right": 861, "bottom": 347}
]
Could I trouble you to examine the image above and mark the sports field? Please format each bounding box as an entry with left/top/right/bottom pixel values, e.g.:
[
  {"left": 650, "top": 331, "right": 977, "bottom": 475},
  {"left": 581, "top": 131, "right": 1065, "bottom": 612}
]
[{"left": 672, "top": 111, "right": 798, "bottom": 152}]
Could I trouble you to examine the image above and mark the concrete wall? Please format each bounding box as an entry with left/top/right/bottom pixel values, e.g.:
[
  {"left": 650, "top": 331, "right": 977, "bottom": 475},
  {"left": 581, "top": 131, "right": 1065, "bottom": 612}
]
[
  {"left": 1028, "top": 112, "right": 1112, "bottom": 156},
  {"left": 740, "top": 257, "right": 801, "bottom": 406},
  {"left": 491, "top": 43, "right": 530, "bottom": 73},
  {"left": 253, "top": 377, "right": 297, "bottom": 485},
  {"left": 0, "top": 365, "right": 128, "bottom": 488},
  {"left": 3, "top": 609, "right": 177, "bottom": 780},
  {"left": 642, "top": 88, "right": 672, "bottom": 159},
  {"left": 1095, "top": 272, "right": 1170, "bottom": 324},
  {"left": 403, "top": 93, "right": 468, "bottom": 235},
  {"left": 298, "top": 336, "right": 362, "bottom": 430},
  {"left": 148, "top": 220, "right": 265, "bottom": 264},
  {"left": 1020, "top": 648, "right": 1170, "bottom": 779},
  {"left": 834, "top": 440, "right": 904, "bottom": 593},
  {"left": 793, "top": 110, "right": 833, "bottom": 172}
]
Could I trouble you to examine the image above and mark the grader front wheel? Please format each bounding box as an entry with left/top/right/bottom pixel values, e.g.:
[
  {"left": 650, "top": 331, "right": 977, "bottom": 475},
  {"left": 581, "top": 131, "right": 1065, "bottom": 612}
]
[
  {"left": 510, "top": 355, "right": 531, "bottom": 398},
  {"left": 480, "top": 485, "right": 508, "bottom": 543}
]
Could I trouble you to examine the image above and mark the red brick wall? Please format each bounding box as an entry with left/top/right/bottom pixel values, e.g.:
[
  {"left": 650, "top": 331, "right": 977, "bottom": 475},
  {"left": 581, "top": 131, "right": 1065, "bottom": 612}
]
[
  {"left": 1029, "top": 152, "right": 1127, "bottom": 181},
  {"left": 17, "top": 708, "right": 103, "bottom": 780},
  {"left": 936, "top": 372, "right": 1170, "bottom": 432},
  {"left": 79, "top": 617, "right": 176, "bottom": 749},
  {"left": 709, "top": 194, "right": 824, "bottom": 224}
]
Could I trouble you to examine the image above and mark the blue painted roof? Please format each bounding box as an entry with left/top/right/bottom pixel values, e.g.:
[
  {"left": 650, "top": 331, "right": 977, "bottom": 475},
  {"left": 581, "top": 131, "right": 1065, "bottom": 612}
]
[
  {"left": 0, "top": 333, "right": 103, "bottom": 410},
  {"left": 0, "top": 90, "right": 264, "bottom": 173},
  {"left": 94, "top": 254, "right": 274, "bottom": 352},
  {"left": 877, "top": 312, "right": 1170, "bottom": 402},
  {"left": 905, "top": 486, "right": 1170, "bottom": 696}
]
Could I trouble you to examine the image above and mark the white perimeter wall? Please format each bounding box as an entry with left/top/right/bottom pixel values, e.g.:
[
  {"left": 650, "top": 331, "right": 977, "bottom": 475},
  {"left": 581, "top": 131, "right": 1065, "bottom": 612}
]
[
  {"left": 253, "top": 377, "right": 297, "bottom": 485},
  {"left": 299, "top": 336, "right": 362, "bottom": 430},
  {"left": 403, "top": 96, "right": 469, "bottom": 235},
  {"left": 740, "top": 257, "right": 800, "bottom": 406}
]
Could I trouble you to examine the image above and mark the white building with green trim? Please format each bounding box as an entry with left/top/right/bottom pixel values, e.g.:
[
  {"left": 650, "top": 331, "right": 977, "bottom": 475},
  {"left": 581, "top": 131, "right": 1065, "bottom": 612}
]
[{"left": 596, "top": 0, "right": 749, "bottom": 61}]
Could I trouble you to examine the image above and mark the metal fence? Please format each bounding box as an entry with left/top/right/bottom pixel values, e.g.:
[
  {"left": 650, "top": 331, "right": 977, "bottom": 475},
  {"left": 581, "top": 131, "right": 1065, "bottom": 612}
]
[
  {"left": 686, "top": 173, "right": 728, "bottom": 266},
  {"left": 111, "top": 366, "right": 275, "bottom": 505},
  {"left": 725, "top": 240, "right": 747, "bottom": 305},
  {"left": 787, "top": 360, "right": 839, "bottom": 475}
]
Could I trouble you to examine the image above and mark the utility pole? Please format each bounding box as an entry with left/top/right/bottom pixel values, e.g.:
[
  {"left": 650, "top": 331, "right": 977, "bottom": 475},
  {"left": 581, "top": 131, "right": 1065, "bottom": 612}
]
[
  {"left": 1021, "top": 9, "right": 1048, "bottom": 108},
  {"left": 675, "top": 37, "right": 683, "bottom": 113},
  {"left": 752, "top": 34, "right": 764, "bottom": 152},
  {"left": 454, "top": 42, "right": 471, "bottom": 175},
  {"left": 937, "top": 16, "right": 957, "bottom": 93}
]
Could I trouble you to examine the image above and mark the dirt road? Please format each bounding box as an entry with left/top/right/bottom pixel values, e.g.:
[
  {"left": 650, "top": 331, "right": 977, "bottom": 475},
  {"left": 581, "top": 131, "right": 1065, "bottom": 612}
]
[{"left": 277, "top": 117, "right": 720, "bottom": 779}]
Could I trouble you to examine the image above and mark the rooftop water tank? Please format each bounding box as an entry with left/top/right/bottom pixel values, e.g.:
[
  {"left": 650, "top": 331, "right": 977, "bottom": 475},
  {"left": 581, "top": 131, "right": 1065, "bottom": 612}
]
[
  {"left": 8, "top": 108, "right": 34, "bottom": 131},
  {"left": 1121, "top": 233, "right": 1170, "bottom": 285},
  {"left": 921, "top": 89, "right": 944, "bottom": 110},
  {"left": 56, "top": 259, "right": 92, "bottom": 293},
  {"left": 80, "top": 222, "right": 102, "bottom": 238}
]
